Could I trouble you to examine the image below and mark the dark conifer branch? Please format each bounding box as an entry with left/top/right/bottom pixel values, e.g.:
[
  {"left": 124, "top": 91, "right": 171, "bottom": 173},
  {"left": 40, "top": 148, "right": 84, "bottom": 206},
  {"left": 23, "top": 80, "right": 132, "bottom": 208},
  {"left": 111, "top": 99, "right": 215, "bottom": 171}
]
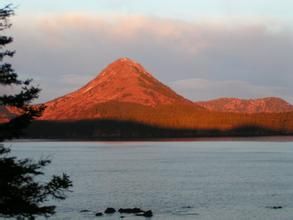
[{"left": 0, "top": 4, "right": 72, "bottom": 219}]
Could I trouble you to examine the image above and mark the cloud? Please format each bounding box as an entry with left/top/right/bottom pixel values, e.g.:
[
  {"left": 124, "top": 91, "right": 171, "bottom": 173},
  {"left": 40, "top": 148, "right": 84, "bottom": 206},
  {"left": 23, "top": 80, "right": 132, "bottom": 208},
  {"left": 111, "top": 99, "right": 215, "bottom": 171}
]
[
  {"left": 7, "top": 13, "right": 293, "bottom": 103},
  {"left": 170, "top": 78, "right": 293, "bottom": 103},
  {"left": 0, "top": 86, "right": 14, "bottom": 96},
  {"left": 60, "top": 74, "right": 92, "bottom": 86}
]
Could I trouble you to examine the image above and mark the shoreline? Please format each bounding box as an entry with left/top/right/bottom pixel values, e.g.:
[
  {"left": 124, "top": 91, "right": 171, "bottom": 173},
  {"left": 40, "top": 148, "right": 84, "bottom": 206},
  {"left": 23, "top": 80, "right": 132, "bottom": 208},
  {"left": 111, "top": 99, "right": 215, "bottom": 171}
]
[{"left": 5, "top": 136, "right": 293, "bottom": 143}]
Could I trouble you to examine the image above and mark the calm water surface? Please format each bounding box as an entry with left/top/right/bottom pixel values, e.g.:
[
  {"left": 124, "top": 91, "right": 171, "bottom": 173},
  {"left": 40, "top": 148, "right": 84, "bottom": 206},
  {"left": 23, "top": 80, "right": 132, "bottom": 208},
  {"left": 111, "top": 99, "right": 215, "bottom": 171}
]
[{"left": 5, "top": 139, "right": 293, "bottom": 220}]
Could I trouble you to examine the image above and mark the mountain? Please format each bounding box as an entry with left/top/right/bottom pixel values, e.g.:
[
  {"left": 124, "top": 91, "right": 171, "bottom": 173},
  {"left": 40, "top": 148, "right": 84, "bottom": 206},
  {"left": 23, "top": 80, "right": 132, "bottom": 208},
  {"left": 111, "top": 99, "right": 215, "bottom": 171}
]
[
  {"left": 40, "top": 58, "right": 196, "bottom": 120},
  {"left": 0, "top": 106, "right": 12, "bottom": 123},
  {"left": 0, "top": 106, "right": 20, "bottom": 123},
  {"left": 195, "top": 97, "right": 293, "bottom": 113},
  {"left": 1, "top": 58, "right": 293, "bottom": 138}
]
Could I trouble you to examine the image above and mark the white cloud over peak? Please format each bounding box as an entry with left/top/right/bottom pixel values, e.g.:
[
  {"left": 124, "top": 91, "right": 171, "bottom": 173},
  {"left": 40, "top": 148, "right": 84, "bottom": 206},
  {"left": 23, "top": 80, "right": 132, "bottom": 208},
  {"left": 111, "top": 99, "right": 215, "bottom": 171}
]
[{"left": 8, "top": 13, "right": 293, "bottom": 103}]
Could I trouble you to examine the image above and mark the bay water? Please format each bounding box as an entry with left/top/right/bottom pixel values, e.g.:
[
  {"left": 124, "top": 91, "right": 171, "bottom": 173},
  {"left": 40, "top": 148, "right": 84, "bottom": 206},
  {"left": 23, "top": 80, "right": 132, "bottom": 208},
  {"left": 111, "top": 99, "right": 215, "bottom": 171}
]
[{"left": 5, "top": 138, "right": 293, "bottom": 219}]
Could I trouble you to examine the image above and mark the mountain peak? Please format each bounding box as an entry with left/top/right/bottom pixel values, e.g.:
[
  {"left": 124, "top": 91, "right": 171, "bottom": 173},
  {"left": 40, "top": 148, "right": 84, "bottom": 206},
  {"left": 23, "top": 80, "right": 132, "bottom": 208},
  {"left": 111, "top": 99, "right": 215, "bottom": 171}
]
[
  {"left": 98, "top": 57, "right": 152, "bottom": 79},
  {"left": 41, "top": 58, "right": 192, "bottom": 120},
  {"left": 110, "top": 57, "right": 139, "bottom": 68},
  {"left": 116, "top": 57, "right": 137, "bottom": 63}
]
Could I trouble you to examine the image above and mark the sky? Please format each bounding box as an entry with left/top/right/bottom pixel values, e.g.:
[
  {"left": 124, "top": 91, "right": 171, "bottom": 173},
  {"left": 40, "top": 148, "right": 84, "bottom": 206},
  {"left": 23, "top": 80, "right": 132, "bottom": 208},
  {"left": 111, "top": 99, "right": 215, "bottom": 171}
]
[{"left": 2, "top": 0, "right": 293, "bottom": 103}]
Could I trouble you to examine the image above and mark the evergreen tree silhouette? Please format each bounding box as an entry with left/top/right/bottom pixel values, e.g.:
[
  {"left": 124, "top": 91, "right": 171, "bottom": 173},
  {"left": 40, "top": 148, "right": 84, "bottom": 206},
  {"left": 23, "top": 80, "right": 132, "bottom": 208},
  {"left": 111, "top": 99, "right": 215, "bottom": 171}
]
[{"left": 0, "top": 5, "right": 72, "bottom": 219}]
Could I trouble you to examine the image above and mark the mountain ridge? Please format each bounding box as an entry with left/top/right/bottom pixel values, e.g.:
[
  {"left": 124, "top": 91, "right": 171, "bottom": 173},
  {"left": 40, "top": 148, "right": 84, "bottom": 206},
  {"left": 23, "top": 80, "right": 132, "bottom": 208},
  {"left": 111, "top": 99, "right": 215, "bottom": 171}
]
[
  {"left": 1, "top": 58, "right": 292, "bottom": 126},
  {"left": 195, "top": 97, "right": 293, "bottom": 113}
]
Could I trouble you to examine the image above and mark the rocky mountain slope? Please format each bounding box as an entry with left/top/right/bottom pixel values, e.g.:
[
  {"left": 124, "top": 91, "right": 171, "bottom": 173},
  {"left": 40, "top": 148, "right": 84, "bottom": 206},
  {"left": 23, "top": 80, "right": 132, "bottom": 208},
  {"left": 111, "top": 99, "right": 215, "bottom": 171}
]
[
  {"left": 195, "top": 97, "right": 293, "bottom": 113},
  {"left": 40, "top": 58, "right": 195, "bottom": 120},
  {"left": 0, "top": 106, "right": 20, "bottom": 123}
]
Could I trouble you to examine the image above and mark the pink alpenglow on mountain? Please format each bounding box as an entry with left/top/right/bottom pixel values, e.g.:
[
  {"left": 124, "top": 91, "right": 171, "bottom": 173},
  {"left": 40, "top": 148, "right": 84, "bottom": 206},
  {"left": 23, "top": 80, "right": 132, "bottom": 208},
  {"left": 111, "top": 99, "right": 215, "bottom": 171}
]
[
  {"left": 195, "top": 97, "right": 293, "bottom": 113},
  {"left": 1, "top": 58, "right": 293, "bottom": 122},
  {"left": 0, "top": 106, "right": 22, "bottom": 123},
  {"left": 40, "top": 58, "right": 192, "bottom": 120}
]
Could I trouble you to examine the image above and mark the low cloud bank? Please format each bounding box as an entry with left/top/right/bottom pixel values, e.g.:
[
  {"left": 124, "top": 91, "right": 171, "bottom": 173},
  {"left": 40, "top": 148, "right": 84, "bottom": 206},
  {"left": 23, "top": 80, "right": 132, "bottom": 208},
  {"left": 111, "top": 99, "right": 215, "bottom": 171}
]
[{"left": 8, "top": 14, "right": 293, "bottom": 103}]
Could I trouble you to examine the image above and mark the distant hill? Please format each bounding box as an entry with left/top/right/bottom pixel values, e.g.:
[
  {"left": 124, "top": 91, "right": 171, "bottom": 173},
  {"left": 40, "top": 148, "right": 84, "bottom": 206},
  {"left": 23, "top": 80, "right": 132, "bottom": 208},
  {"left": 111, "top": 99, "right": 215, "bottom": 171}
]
[
  {"left": 0, "top": 106, "right": 11, "bottom": 123},
  {"left": 0, "top": 106, "right": 20, "bottom": 123},
  {"left": 195, "top": 97, "right": 293, "bottom": 113}
]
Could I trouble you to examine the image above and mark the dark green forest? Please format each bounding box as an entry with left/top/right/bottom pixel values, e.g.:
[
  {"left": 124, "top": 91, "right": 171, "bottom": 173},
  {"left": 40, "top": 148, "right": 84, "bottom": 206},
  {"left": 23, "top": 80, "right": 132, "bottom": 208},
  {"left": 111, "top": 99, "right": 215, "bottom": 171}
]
[{"left": 22, "top": 101, "right": 293, "bottom": 139}]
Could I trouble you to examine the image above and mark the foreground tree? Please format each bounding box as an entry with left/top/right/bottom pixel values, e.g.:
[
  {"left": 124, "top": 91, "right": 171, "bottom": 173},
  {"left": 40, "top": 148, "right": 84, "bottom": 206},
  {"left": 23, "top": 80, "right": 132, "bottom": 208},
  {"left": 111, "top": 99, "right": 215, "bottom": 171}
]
[{"left": 0, "top": 5, "right": 72, "bottom": 219}]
